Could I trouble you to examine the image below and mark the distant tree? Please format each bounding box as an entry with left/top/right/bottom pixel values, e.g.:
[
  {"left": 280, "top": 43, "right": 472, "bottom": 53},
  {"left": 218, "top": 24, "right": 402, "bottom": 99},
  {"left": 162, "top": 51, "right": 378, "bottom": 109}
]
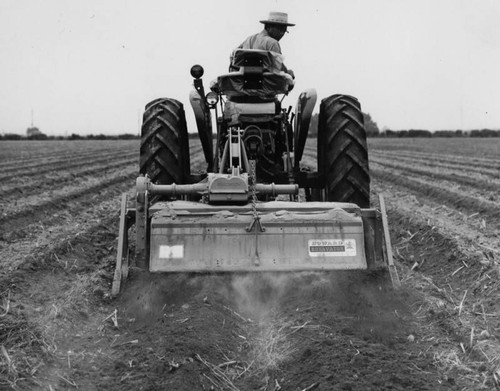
[
  {"left": 3, "top": 133, "right": 23, "bottom": 140},
  {"left": 117, "top": 133, "right": 140, "bottom": 139},
  {"left": 408, "top": 129, "right": 432, "bottom": 137},
  {"left": 470, "top": 129, "right": 500, "bottom": 137},
  {"left": 363, "top": 113, "right": 379, "bottom": 137},
  {"left": 434, "top": 130, "right": 455, "bottom": 137},
  {"left": 26, "top": 126, "right": 41, "bottom": 137},
  {"left": 69, "top": 133, "right": 83, "bottom": 140},
  {"left": 28, "top": 132, "right": 48, "bottom": 140}
]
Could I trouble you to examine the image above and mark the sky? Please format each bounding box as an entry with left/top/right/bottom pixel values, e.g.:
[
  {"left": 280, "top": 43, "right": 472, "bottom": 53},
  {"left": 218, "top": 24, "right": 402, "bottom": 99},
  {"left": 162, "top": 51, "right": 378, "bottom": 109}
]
[{"left": 1, "top": 0, "right": 499, "bottom": 136}]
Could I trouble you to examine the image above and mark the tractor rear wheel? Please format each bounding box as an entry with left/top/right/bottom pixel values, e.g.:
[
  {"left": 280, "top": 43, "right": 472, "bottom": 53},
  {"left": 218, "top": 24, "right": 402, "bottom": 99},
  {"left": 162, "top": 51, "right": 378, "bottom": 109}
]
[
  {"left": 140, "top": 98, "right": 190, "bottom": 185},
  {"left": 317, "top": 94, "right": 370, "bottom": 208}
]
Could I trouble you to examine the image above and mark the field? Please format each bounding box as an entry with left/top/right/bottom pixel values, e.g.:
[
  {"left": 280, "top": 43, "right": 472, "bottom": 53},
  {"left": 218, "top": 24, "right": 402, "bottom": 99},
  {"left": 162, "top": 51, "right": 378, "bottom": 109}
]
[{"left": 0, "top": 137, "right": 499, "bottom": 390}]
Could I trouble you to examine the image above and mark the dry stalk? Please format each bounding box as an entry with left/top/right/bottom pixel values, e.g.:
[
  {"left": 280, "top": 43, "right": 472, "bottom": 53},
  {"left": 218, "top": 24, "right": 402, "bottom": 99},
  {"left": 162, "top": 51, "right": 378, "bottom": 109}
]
[
  {"left": 250, "top": 319, "right": 296, "bottom": 374},
  {"left": 222, "top": 305, "right": 250, "bottom": 323},
  {"left": 217, "top": 360, "right": 238, "bottom": 368},
  {"left": 451, "top": 266, "right": 464, "bottom": 277},
  {"left": 195, "top": 354, "right": 240, "bottom": 391},
  {"left": 103, "top": 309, "right": 119, "bottom": 328},
  {"left": 349, "top": 340, "right": 360, "bottom": 364},
  {"left": 111, "top": 309, "right": 119, "bottom": 328},
  {"left": 202, "top": 373, "right": 220, "bottom": 389},
  {"left": 57, "top": 373, "right": 77, "bottom": 387},
  {"left": 458, "top": 290, "right": 468, "bottom": 317},
  {"left": 236, "top": 360, "right": 254, "bottom": 379},
  {"left": 1, "top": 345, "right": 15, "bottom": 375},
  {"left": 493, "top": 369, "right": 500, "bottom": 387},
  {"left": 433, "top": 349, "right": 472, "bottom": 374},
  {"left": 0, "top": 290, "right": 11, "bottom": 317},
  {"left": 111, "top": 339, "right": 138, "bottom": 348},
  {"left": 289, "top": 321, "right": 309, "bottom": 335},
  {"left": 301, "top": 383, "right": 320, "bottom": 391}
]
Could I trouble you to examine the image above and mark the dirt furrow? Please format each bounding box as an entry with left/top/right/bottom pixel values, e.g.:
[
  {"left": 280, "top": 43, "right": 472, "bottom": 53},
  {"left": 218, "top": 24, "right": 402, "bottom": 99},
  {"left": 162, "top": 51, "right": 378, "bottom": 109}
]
[
  {"left": 368, "top": 138, "right": 500, "bottom": 159},
  {"left": 0, "top": 156, "right": 138, "bottom": 200},
  {"left": 0, "top": 142, "right": 135, "bottom": 168},
  {"left": 0, "top": 141, "right": 204, "bottom": 240},
  {"left": 373, "top": 180, "right": 499, "bottom": 257},
  {"left": 0, "top": 197, "right": 124, "bottom": 281},
  {"left": 187, "top": 142, "right": 207, "bottom": 170},
  {"left": 285, "top": 148, "right": 500, "bottom": 222},
  {"left": 371, "top": 156, "right": 500, "bottom": 192},
  {"left": 0, "top": 150, "right": 137, "bottom": 181},
  {"left": 370, "top": 148, "right": 500, "bottom": 169},
  {"left": 0, "top": 147, "right": 117, "bottom": 169},
  {"left": 303, "top": 144, "right": 500, "bottom": 179},
  {"left": 0, "top": 192, "right": 129, "bottom": 389},
  {"left": 370, "top": 151, "right": 500, "bottom": 179},
  {"left": 370, "top": 182, "right": 500, "bottom": 390},
  {"left": 371, "top": 166, "right": 500, "bottom": 221},
  {"left": 0, "top": 166, "right": 137, "bottom": 237},
  {"left": 0, "top": 140, "right": 138, "bottom": 166}
]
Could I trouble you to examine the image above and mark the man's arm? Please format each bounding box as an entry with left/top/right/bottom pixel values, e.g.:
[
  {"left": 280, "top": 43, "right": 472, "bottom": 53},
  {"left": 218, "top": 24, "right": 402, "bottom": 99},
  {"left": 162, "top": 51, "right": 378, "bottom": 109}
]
[
  {"left": 282, "top": 63, "right": 295, "bottom": 79},
  {"left": 266, "top": 39, "right": 294, "bottom": 79}
]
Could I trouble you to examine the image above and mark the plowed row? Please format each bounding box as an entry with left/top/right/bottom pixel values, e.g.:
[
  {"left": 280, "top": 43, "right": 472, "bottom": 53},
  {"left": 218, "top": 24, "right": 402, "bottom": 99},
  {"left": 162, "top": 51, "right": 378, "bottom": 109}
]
[{"left": 0, "top": 138, "right": 499, "bottom": 390}]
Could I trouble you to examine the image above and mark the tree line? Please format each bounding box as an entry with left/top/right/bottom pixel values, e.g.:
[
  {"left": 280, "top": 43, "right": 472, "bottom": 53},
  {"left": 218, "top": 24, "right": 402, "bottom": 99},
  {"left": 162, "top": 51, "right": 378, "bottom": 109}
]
[
  {"left": 0, "top": 133, "right": 140, "bottom": 141},
  {"left": 307, "top": 113, "right": 500, "bottom": 138},
  {"left": 381, "top": 129, "right": 500, "bottom": 138},
  {"left": 2, "top": 113, "right": 499, "bottom": 140}
]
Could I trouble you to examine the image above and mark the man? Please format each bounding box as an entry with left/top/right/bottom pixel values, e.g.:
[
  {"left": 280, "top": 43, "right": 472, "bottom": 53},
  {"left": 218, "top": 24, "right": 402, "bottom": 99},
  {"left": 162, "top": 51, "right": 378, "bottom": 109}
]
[{"left": 235, "top": 11, "right": 295, "bottom": 79}]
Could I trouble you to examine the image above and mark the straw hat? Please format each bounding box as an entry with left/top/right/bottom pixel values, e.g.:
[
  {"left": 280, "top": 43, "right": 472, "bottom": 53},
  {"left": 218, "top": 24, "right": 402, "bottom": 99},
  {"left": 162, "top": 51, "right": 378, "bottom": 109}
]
[{"left": 260, "top": 11, "right": 295, "bottom": 27}]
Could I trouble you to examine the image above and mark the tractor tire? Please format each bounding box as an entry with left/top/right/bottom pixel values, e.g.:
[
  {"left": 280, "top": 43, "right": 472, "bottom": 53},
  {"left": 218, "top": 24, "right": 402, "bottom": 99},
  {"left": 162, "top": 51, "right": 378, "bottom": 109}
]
[
  {"left": 140, "top": 98, "right": 190, "bottom": 185},
  {"left": 317, "top": 94, "right": 370, "bottom": 208}
]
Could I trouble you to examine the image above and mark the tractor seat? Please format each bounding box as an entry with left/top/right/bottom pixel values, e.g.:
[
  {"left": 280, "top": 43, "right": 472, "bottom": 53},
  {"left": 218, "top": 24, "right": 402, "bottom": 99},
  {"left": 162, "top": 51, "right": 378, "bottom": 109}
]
[
  {"left": 215, "top": 72, "right": 293, "bottom": 100},
  {"left": 211, "top": 49, "right": 294, "bottom": 101},
  {"left": 223, "top": 100, "right": 278, "bottom": 123}
]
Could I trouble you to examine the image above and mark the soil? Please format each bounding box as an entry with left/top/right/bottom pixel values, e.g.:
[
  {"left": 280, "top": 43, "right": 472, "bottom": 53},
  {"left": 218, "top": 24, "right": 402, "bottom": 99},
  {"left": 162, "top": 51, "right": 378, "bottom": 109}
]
[{"left": 0, "top": 138, "right": 499, "bottom": 391}]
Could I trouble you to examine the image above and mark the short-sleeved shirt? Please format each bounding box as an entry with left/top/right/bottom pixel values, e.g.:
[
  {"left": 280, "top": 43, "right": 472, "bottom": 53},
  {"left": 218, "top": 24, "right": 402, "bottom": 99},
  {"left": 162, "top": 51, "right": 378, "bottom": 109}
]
[
  {"left": 238, "top": 29, "right": 282, "bottom": 54},
  {"left": 235, "top": 29, "right": 289, "bottom": 73}
]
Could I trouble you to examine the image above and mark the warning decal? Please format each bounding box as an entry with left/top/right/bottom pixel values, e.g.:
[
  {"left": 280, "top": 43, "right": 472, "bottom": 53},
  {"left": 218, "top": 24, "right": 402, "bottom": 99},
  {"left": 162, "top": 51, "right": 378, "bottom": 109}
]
[{"left": 308, "top": 239, "right": 357, "bottom": 257}]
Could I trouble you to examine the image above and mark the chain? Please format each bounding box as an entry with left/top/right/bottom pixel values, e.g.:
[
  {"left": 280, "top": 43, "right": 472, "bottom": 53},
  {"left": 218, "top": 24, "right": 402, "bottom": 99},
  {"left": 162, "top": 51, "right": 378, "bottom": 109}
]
[
  {"left": 246, "top": 159, "right": 265, "bottom": 232},
  {"left": 250, "top": 159, "right": 258, "bottom": 216}
]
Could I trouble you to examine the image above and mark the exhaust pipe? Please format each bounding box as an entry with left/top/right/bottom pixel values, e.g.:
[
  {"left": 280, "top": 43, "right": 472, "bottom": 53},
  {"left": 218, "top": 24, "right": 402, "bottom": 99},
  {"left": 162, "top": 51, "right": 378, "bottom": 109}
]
[{"left": 189, "top": 65, "right": 214, "bottom": 172}]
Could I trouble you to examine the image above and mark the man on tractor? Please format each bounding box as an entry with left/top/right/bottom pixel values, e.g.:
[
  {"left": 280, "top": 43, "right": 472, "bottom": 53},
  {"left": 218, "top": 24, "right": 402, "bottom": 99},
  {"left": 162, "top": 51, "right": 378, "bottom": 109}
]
[{"left": 232, "top": 11, "right": 296, "bottom": 80}]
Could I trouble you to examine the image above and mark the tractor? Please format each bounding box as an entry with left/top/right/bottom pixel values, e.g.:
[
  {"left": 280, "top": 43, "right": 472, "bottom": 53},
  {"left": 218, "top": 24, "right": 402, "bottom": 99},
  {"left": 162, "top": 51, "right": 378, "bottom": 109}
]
[{"left": 112, "top": 49, "right": 399, "bottom": 295}]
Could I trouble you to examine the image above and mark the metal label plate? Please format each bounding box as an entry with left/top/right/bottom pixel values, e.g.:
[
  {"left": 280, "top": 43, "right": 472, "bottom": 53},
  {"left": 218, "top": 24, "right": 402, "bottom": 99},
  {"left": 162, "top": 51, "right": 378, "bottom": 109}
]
[{"left": 308, "top": 239, "right": 357, "bottom": 257}]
